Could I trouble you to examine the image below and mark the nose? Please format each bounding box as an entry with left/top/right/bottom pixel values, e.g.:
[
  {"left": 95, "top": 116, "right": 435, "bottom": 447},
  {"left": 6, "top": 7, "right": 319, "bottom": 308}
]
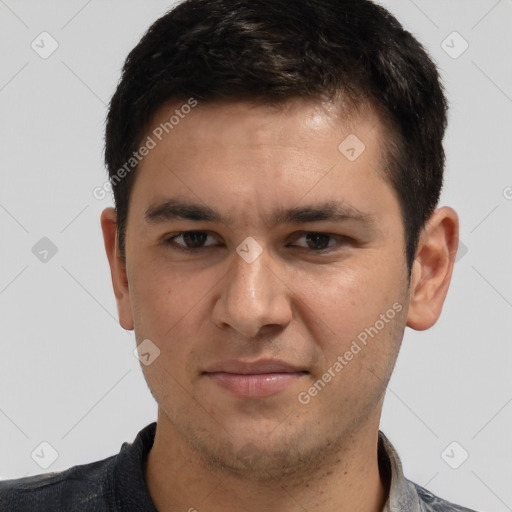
[{"left": 211, "top": 241, "right": 293, "bottom": 339}]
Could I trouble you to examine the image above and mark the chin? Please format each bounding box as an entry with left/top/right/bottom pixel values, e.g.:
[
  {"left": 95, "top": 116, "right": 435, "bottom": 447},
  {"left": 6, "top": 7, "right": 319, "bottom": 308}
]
[{"left": 182, "top": 421, "right": 338, "bottom": 483}]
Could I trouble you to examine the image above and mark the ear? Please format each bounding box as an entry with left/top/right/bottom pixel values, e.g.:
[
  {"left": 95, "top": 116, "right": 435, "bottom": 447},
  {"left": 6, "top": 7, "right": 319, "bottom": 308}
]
[
  {"left": 406, "top": 206, "right": 459, "bottom": 331},
  {"left": 100, "top": 207, "right": 134, "bottom": 330}
]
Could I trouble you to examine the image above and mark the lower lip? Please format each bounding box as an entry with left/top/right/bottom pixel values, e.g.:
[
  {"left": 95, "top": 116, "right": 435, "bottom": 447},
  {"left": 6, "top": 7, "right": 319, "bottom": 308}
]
[{"left": 205, "top": 372, "right": 306, "bottom": 398}]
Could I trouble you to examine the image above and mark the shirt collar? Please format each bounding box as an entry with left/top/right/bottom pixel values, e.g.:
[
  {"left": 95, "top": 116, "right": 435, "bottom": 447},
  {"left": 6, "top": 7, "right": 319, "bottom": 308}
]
[
  {"left": 112, "top": 422, "right": 159, "bottom": 512},
  {"left": 113, "top": 423, "right": 424, "bottom": 511},
  {"left": 378, "top": 430, "right": 424, "bottom": 511}
]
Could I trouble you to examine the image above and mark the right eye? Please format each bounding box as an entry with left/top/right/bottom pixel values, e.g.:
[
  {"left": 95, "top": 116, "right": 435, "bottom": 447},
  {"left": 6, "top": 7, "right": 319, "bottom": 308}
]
[{"left": 164, "top": 231, "right": 220, "bottom": 252}]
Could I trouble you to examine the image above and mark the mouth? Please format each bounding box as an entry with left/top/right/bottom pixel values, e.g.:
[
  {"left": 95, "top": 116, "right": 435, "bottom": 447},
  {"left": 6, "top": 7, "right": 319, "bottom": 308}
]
[{"left": 203, "top": 359, "right": 309, "bottom": 398}]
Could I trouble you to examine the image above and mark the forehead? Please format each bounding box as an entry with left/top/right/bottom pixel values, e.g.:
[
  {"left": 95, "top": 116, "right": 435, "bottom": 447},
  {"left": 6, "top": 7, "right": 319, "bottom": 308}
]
[
  {"left": 130, "top": 98, "right": 398, "bottom": 233},
  {"left": 145, "top": 97, "right": 383, "bottom": 154}
]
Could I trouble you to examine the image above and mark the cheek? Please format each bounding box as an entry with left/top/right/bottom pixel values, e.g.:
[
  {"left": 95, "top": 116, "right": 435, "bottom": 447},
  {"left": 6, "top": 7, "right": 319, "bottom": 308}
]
[
  {"left": 296, "top": 265, "right": 406, "bottom": 411},
  {"left": 293, "top": 257, "right": 404, "bottom": 356},
  {"left": 129, "top": 260, "right": 205, "bottom": 345},
  {"left": 129, "top": 265, "right": 207, "bottom": 400}
]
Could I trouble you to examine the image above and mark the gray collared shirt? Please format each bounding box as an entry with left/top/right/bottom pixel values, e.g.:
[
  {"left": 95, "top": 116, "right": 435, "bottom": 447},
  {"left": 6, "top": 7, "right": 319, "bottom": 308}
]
[
  {"left": 0, "top": 423, "right": 480, "bottom": 511},
  {"left": 378, "top": 431, "right": 479, "bottom": 511}
]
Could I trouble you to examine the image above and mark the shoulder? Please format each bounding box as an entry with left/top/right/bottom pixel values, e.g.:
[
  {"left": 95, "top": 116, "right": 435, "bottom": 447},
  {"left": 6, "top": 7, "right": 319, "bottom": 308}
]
[
  {"left": 0, "top": 454, "right": 116, "bottom": 512},
  {"left": 411, "top": 480, "right": 481, "bottom": 512}
]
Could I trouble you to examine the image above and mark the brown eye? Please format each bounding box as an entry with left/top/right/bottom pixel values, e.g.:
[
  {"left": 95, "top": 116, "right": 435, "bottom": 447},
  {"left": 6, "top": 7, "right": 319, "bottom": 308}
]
[
  {"left": 304, "top": 233, "right": 333, "bottom": 250},
  {"left": 292, "top": 232, "right": 341, "bottom": 251},
  {"left": 166, "top": 231, "right": 217, "bottom": 251}
]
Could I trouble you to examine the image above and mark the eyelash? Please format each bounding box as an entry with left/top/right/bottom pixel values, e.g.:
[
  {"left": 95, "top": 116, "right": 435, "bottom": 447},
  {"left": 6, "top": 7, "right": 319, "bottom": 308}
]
[{"left": 163, "top": 231, "right": 349, "bottom": 254}]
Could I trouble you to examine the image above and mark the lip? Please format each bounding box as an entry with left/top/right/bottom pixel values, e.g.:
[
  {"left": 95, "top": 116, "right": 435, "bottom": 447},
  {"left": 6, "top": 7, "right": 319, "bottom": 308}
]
[
  {"left": 204, "top": 359, "right": 305, "bottom": 375},
  {"left": 203, "top": 359, "right": 308, "bottom": 398}
]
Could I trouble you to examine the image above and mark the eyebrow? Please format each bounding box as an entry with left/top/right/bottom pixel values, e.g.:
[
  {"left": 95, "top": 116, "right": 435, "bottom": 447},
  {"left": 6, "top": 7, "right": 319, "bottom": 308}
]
[{"left": 144, "top": 198, "right": 377, "bottom": 229}]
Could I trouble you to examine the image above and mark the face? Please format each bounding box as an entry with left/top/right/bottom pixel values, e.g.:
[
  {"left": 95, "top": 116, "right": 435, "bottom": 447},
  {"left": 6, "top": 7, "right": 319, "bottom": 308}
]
[{"left": 109, "top": 99, "right": 414, "bottom": 475}]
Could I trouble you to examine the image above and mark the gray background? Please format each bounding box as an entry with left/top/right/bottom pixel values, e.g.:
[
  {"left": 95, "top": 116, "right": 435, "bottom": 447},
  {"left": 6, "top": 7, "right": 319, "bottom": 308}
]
[{"left": 0, "top": 1, "right": 511, "bottom": 510}]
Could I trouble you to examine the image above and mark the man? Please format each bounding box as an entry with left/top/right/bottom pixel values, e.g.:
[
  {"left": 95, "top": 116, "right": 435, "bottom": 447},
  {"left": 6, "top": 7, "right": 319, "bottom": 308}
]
[{"left": 0, "top": 0, "right": 479, "bottom": 510}]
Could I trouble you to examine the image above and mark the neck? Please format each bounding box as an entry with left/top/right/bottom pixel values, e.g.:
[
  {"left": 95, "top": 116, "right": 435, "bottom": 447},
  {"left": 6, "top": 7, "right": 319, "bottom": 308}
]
[{"left": 144, "top": 411, "right": 389, "bottom": 512}]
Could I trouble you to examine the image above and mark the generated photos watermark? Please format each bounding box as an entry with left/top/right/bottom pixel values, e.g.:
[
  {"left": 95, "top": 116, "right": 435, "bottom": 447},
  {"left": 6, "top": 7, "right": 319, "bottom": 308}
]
[
  {"left": 298, "top": 301, "right": 403, "bottom": 405},
  {"left": 93, "top": 97, "right": 198, "bottom": 200}
]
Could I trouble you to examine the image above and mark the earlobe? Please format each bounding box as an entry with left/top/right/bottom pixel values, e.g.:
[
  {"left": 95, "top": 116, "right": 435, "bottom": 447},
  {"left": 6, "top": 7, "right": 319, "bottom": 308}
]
[
  {"left": 406, "top": 207, "right": 459, "bottom": 331},
  {"left": 100, "top": 207, "right": 134, "bottom": 331}
]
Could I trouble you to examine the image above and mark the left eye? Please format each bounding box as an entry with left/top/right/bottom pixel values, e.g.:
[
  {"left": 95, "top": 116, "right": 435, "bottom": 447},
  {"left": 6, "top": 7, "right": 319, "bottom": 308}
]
[{"left": 290, "top": 233, "right": 341, "bottom": 251}]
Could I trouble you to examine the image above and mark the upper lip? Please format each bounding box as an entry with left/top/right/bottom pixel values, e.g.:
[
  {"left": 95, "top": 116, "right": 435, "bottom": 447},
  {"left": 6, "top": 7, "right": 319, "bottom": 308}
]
[{"left": 203, "top": 359, "right": 307, "bottom": 375}]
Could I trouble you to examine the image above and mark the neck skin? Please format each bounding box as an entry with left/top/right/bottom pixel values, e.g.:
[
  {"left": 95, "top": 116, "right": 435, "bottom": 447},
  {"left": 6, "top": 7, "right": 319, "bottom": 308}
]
[{"left": 144, "top": 408, "right": 390, "bottom": 512}]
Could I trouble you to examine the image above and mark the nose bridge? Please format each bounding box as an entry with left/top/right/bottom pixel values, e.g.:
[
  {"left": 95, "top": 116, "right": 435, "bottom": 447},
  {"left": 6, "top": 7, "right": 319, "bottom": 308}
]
[
  {"left": 232, "top": 245, "right": 270, "bottom": 303},
  {"left": 213, "top": 240, "right": 292, "bottom": 337}
]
